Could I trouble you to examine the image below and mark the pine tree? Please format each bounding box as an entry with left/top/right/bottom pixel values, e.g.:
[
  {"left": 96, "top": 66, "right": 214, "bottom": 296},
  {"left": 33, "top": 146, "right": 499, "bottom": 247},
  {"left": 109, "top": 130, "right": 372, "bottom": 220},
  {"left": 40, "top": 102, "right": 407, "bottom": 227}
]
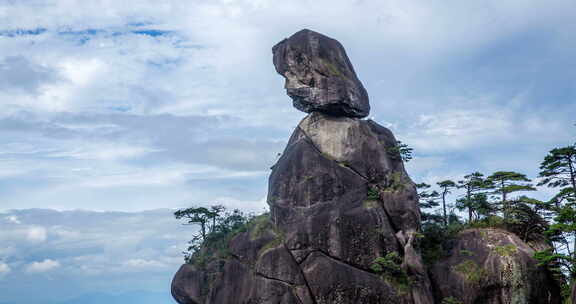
[
  {"left": 457, "top": 172, "right": 489, "bottom": 223},
  {"left": 486, "top": 171, "right": 536, "bottom": 220},
  {"left": 437, "top": 180, "right": 456, "bottom": 226},
  {"left": 538, "top": 145, "right": 576, "bottom": 278},
  {"left": 416, "top": 183, "right": 442, "bottom": 224}
]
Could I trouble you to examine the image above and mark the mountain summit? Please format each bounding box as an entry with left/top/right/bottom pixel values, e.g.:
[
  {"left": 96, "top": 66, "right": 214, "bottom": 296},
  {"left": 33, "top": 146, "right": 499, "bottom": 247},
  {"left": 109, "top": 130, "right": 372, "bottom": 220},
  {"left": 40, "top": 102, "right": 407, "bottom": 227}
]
[{"left": 170, "top": 29, "right": 560, "bottom": 304}]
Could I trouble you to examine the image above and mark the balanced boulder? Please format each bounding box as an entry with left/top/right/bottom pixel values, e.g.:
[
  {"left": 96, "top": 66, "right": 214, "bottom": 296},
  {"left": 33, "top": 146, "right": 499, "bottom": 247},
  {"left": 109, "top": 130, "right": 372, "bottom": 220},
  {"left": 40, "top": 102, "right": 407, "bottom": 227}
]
[{"left": 273, "top": 29, "right": 370, "bottom": 118}]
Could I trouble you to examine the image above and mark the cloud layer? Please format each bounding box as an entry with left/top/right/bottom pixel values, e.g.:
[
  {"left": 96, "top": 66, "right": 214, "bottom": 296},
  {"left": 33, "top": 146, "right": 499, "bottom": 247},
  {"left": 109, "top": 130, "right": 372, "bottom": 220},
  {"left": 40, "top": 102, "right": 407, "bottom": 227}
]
[
  {"left": 0, "top": 209, "right": 190, "bottom": 304},
  {"left": 1, "top": 0, "right": 575, "bottom": 212},
  {"left": 1, "top": 0, "right": 575, "bottom": 303}
]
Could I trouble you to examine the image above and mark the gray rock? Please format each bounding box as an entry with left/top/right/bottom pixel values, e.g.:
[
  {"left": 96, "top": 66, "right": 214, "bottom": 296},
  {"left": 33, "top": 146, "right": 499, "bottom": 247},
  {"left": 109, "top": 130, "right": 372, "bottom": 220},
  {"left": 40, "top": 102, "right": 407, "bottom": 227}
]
[
  {"left": 172, "top": 29, "right": 443, "bottom": 304},
  {"left": 171, "top": 111, "right": 431, "bottom": 304},
  {"left": 171, "top": 264, "right": 205, "bottom": 304},
  {"left": 300, "top": 251, "right": 408, "bottom": 304},
  {"left": 267, "top": 113, "right": 432, "bottom": 303},
  {"left": 295, "top": 112, "right": 421, "bottom": 233},
  {"left": 171, "top": 220, "right": 314, "bottom": 304},
  {"left": 273, "top": 29, "right": 370, "bottom": 118},
  {"left": 208, "top": 259, "right": 304, "bottom": 304},
  {"left": 430, "top": 228, "right": 561, "bottom": 304}
]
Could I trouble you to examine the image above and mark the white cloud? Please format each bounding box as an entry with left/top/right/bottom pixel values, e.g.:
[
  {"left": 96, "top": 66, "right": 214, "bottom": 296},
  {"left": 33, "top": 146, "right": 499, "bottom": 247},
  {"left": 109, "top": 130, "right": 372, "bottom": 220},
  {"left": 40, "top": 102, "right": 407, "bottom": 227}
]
[
  {"left": 123, "top": 258, "right": 165, "bottom": 269},
  {"left": 50, "top": 226, "right": 81, "bottom": 240},
  {"left": 46, "top": 142, "right": 158, "bottom": 161},
  {"left": 5, "top": 215, "right": 21, "bottom": 224},
  {"left": 0, "top": 262, "right": 11, "bottom": 276},
  {"left": 405, "top": 156, "right": 446, "bottom": 175},
  {"left": 211, "top": 196, "right": 268, "bottom": 213},
  {"left": 27, "top": 226, "right": 47, "bottom": 243},
  {"left": 0, "top": 1, "right": 574, "bottom": 303},
  {"left": 406, "top": 109, "right": 513, "bottom": 152},
  {"left": 26, "top": 259, "right": 60, "bottom": 273}
]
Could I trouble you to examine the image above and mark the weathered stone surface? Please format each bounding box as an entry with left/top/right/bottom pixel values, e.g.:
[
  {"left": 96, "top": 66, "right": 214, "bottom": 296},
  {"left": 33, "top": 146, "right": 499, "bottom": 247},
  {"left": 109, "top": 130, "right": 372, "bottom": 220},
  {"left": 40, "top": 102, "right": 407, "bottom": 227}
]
[
  {"left": 296, "top": 112, "right": 420, "bottom": 234},
  {"left": 172, "top": 110, "right": 431, "bottom": 304},
  {"left": 267, "top": 112, "right": 433, "bottom": 303},
  {"left": 273, "top": 29, "right": 370, "bottom": 118},
  {"left": 268, "top": 126, "right": 367, "bottom": 211},
  {"left": 300, "top": 251, "right": 408, "bottom": 304},
  {"left": 172, "top": 220, "right": 314, "bottom": 304},
  {"left": 171, "top": 264, "right": 206, "bottom": 304},
  {"left": 208, "top": 259, "right": 304, "bottom": 304},
  {"left": 430, "top": 228, "right": 561, "bottom": 304},
  {"left": 173, "top": 29, "right": 418, "bottom": 304}
]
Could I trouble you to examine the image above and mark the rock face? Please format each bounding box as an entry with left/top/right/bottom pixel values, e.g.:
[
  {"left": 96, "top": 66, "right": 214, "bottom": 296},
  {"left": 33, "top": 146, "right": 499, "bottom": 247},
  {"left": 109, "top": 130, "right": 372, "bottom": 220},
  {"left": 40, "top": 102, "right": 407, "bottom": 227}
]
[
  {"left": 171, "top": 29, "right": 562, "bottom": 304},
  {"left": 171, "top": 112, "right": 431, "bottom": 304},
  {"left": 268, "top": 111, "right": 432, "bottom": 304},
  {"left": 273, "top": 29, "right": 370, "bottom": 118},
  {"left": 430, "top": 228, "right": 561, "bottom": 304}
]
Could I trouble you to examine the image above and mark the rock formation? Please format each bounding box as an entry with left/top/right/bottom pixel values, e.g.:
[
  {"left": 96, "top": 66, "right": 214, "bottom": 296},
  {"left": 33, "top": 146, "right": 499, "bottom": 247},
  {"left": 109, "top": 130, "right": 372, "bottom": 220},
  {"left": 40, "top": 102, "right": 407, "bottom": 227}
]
[
  {"left": 171, "top": 29, "right": 562, "bottom": 304},
  {"left": 273, "top": 29, "right": 370, "bottom": 118},
  {"left": 430, "top": 228, "right": 561, "bottom": 304}
]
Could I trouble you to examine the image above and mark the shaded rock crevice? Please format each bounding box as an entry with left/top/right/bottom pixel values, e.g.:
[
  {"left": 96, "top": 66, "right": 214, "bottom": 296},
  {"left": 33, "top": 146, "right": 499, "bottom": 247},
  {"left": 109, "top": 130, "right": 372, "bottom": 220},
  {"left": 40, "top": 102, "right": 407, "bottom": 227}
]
[{"left": 284, "top": 243, "right": 318, "bottom": 304}]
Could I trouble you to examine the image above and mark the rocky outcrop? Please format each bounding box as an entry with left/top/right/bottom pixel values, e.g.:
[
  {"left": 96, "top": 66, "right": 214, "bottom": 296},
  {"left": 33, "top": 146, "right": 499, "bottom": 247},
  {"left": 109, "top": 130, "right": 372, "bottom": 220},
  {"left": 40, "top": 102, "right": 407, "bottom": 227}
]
[
  {"left": 273, "top": 29, "right": 370, "bottom": 118},
  {"left": 430, "top": 228, "right": 561, "bottom": 304},
  {"left": 171, "top": 108, "right": 430, "bottom": 303},
  {"left": 171, "top": 28, "right": 431, "bottom": 304},
  {"left": 268, "top": 111, "right": 432, "bottom": 304},
  {"left": 171, "top": 29, "right": 562, "bottom": 304}
]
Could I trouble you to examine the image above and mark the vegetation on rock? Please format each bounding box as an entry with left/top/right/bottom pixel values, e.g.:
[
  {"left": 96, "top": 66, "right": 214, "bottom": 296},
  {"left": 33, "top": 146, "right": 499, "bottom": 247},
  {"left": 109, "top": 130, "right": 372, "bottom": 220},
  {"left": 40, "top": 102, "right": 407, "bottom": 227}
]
[
  {"left": 174, "top": 205, "right": 262, "bottom": 266},
  {"left": 370, "top": 252, "right": 411, "bottom": 293},
  {"left": 415, "top": 124, "right": 575, "bottom": 301}
]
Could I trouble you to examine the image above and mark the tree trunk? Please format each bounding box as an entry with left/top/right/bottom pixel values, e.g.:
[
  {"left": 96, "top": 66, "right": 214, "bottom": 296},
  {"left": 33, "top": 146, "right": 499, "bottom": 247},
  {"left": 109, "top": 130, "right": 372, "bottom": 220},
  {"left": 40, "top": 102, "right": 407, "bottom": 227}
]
[
  {"left": 467, "top": 186, "right": 472, "bottom": 223},
  {"left": 200, "top": 222, "right": 206, "bottom": 241},
  {"left": 501, "top": 179, "right": 507, "bottom": 220},
  {"left": 442, "top": 188, "right": 448, "bottom": 226}
]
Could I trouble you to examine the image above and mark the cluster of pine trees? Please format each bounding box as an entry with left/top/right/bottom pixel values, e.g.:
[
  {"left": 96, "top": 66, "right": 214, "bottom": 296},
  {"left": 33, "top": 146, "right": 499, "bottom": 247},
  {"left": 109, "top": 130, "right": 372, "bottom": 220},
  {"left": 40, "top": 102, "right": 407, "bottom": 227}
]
[
  {"left": 413, "top": 138, "right": 576, "bottom": 293},
  {"left": 174, "top": 205, "right": 256, "bottom": 264}
]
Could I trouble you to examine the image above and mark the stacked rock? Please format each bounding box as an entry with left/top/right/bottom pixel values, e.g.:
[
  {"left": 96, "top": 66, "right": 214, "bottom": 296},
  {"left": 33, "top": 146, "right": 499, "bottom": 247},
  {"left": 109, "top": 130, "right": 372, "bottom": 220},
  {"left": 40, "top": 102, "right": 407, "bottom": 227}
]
[
  {"left": 170, "top": 29, "right": 561, "bottom": 304},
  {"left": 268, "top": 29, "right": 432, "bottom": 304},
  {"left": 272, "top": 29, "right": 370, "bottom": 118},
  {"left": 172, "top": 28, "right": 432, "bottom": 304}
]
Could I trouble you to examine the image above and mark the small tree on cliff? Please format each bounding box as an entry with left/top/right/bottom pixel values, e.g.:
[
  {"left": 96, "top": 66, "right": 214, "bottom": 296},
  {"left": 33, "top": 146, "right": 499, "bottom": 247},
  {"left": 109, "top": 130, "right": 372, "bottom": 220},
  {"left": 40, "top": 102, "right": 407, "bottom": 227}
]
[
  {"left": 416, "top": 183, "right": 443, "bottom": 224},
  {"left": 457, "top": 172, "right": 491, "bottom": 223},
  {"left": 486, "top": 171, "right": 536, "bottom": 220},
  {"left": 174, "top": 205, "right": 224, "bottom": 241},
  {"left": 437, "top": 180, "right": 457, "bottom": 226},
  {"left": 174, "top": 205, "right": 255, "bottom": 264},
  {"left": 537, "top": 145, "right": 576, "bottom": 278},
  {"left": 388, "top": 140, "right": 413, "bottom": 163}
]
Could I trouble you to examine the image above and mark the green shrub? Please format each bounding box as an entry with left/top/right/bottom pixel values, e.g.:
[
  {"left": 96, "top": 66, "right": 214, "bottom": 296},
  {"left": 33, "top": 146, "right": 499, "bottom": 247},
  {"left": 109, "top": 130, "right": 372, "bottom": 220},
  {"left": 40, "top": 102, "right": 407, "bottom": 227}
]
[
  {"left": 366, "top": 186, "right": 380, "bottom": 200},
  {"left": 453, "top": 260, "right": 487, "bottom": 284},
  {"left": 176, "top": 206, "right": 268, "bottom": 267},
  {"left": 371, "top": 252, "right": 411, "bottom": 293},
  {"left": 370, "top": 252, "right": 403, "bottom": 275},
  {"left": 442, "top": 296, "right": 463, "bottom": 304},
  {"left": 493, "top": 244, "right": 517, "bottom": 256}
]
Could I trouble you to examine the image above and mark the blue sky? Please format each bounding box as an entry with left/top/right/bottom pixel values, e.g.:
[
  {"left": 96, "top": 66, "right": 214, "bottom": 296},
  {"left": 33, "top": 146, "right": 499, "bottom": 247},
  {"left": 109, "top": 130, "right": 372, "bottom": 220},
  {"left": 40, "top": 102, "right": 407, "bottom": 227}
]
[{"left": 0, "top": 0, "right": 575, "bottom": 303}]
